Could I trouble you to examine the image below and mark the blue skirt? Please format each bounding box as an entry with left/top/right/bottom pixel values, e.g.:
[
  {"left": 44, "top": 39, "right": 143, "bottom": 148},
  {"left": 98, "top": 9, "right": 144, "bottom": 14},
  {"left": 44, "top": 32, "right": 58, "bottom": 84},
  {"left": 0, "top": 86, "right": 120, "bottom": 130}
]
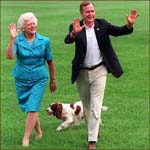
[{"left": 15, "top": 78, "right": 48, "bottom": 112}]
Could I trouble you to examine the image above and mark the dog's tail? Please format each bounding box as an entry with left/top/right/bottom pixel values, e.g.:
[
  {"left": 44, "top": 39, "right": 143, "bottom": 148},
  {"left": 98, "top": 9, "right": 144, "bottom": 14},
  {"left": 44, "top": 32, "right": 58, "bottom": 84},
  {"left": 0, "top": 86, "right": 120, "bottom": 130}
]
[{"left": 102, "top": 106, "right": 109, "bottom": 111}]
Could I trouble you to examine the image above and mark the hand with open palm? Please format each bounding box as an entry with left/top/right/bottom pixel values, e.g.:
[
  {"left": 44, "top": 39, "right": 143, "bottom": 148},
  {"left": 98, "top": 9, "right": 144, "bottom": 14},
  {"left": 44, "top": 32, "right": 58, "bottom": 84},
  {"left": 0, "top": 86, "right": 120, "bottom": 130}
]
[
  {"left": 8, "top": 23, "right": 19, "bottom": 39},
  {"left": 72, "top": 18, "right": 85, "bottom": 34},
  {"left": 126, "top": 9, "right": 139, "bottom": 28}
]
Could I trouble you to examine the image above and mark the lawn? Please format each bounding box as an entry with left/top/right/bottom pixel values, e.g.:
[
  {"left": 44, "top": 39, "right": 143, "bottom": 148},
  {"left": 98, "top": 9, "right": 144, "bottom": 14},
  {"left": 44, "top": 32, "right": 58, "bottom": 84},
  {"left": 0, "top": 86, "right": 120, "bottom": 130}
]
[{"left": 1, "top": 1, "right": 149, "bottom": 150}]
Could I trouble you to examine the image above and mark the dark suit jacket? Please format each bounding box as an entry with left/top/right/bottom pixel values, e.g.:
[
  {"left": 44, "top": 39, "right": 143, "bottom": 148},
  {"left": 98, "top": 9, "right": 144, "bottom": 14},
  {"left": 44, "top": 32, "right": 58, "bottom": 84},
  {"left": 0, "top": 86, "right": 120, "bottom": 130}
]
[{"left": 64, "top": 19, "right": 133, "bottom": 84}]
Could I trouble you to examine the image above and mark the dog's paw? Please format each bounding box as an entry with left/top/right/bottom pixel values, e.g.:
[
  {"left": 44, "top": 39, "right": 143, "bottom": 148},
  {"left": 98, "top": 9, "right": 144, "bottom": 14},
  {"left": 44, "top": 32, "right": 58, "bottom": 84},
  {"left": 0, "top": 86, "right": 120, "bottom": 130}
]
[
  {"left": 56, "top": 126, "right": 64, "bottom": 131},
  {"left": 102, "top": 106, "right": 109, "bottom": 111}
]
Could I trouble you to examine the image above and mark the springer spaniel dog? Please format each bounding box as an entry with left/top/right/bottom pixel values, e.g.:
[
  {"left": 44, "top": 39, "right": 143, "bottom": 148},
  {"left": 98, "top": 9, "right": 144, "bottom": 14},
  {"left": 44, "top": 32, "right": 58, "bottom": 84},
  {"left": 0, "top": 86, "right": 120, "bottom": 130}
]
[{"left": 46, "top": 101, "right": 108, "bottom": 131}]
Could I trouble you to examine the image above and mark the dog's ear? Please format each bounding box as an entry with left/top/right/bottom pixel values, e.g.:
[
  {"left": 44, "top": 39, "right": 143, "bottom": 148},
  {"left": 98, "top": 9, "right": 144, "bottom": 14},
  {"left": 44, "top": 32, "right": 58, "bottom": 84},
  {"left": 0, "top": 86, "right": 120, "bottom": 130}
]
[
  {"left": 70, "top": 103, "right": 74, "bottom": 109},
  {"left": 56, "top": 104, "right": 62, "bottom": 119},
  {"left": 51, "top": 103, "right": 57, "bottom": 111},
  {"left": 75, "top": 105, "right": 81, "bottom": 115}
]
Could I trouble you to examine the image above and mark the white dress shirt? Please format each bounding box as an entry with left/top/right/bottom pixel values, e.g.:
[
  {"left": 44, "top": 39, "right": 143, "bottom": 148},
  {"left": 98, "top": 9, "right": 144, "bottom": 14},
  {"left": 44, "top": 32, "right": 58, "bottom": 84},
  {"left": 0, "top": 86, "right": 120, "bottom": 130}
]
[{"left": 83, "top": 24, "right": 103, "bottom": 67}]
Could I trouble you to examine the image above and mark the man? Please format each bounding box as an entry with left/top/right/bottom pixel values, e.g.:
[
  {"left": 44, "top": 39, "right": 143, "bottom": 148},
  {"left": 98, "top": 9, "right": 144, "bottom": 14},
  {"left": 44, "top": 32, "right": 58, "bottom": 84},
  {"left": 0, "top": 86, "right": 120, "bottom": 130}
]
[{"left": 64, "top": 1, "right": 138, "bottom": 150}]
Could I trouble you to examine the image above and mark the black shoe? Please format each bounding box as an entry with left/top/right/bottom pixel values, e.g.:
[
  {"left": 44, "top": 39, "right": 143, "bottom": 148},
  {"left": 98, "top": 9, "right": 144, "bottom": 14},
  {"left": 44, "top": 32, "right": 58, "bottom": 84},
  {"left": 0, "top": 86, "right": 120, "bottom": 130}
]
[{"left": 88, "top": 141, "right": 96, "bottom": 150}]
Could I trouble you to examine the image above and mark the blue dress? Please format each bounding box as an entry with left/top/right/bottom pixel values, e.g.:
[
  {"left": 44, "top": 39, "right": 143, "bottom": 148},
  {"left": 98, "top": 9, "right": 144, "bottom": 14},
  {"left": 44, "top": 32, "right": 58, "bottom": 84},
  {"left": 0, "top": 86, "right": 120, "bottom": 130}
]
[{"left": 12, "top": 32, "right": 53, "bottom": 112}]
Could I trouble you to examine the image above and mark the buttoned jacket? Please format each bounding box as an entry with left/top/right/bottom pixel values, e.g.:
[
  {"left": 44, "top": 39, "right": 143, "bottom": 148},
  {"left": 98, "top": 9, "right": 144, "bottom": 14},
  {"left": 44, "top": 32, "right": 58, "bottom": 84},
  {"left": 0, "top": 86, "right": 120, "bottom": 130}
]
[
  {"left": 12, "top": 32, "right": 53, "bottom": 81},
  {"left": 65, "top": 19, "right": 133, "bottom": 84}
]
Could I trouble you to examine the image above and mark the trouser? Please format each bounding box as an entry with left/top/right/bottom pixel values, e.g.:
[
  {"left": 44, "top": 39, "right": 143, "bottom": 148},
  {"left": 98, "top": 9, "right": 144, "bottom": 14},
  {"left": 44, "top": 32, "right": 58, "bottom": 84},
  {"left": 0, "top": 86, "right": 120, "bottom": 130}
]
[{"left": 76, "top": 65, "right": 107, "bottom": 142}]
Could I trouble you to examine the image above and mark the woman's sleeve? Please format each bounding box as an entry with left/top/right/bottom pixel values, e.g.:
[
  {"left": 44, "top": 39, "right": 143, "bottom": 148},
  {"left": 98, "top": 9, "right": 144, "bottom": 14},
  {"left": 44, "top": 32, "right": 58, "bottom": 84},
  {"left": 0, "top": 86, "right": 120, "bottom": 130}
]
[
  {"left": 13, "top": 40, "right": 18, "bottom": 56},
  {"left": 45, "top": 37, "right": 53, "bottom": 61}
]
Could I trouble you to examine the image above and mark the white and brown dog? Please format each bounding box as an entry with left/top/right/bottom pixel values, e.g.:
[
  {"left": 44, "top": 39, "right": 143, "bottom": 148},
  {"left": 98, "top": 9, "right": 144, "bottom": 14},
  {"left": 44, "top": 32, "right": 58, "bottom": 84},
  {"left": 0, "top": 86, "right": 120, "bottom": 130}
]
[{"left": 46, "top": 101, "right": 108, "bottom": 131}]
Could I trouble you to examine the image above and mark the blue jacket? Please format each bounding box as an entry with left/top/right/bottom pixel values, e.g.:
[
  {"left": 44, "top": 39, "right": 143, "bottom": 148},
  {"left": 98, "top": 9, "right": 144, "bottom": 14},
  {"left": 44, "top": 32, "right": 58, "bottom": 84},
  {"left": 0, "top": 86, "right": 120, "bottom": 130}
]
[{"left": 13, "top": 32, "right": 53, "bottom": 81}]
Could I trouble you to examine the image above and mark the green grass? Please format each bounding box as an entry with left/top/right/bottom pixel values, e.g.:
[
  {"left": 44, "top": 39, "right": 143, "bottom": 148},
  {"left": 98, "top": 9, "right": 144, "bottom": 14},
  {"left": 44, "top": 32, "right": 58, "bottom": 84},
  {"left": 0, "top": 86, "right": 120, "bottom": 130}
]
[{"left": 1, "top": 1, "right": 149, "bottom": 150}]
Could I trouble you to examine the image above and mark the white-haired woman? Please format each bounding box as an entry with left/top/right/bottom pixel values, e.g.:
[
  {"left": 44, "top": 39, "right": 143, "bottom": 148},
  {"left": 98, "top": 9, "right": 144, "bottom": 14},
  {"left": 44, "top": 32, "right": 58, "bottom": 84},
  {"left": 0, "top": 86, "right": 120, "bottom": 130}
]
[{"left": 6, "top": 12, "right": 57, "bottom": 147}]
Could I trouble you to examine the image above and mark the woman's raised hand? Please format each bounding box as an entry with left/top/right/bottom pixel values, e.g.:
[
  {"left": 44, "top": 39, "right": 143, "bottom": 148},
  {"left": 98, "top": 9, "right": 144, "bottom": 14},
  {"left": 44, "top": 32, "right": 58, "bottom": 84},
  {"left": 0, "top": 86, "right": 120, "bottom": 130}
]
[{"left": 8, "top": 23, "right": 19, "bottom": 39}]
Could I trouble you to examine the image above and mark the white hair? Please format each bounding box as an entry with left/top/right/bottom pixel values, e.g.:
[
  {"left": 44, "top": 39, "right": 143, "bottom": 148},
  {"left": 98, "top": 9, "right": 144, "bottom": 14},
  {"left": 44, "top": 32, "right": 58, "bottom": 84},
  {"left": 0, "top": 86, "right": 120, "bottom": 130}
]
[{"left": 17, "top": 12, "right": 38, "bottom": 31}]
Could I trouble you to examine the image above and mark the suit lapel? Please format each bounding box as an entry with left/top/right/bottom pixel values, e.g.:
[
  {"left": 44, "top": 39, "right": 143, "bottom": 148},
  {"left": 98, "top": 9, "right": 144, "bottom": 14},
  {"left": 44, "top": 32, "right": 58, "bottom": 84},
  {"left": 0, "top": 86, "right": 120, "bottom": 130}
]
[
  {"left": 78, "top": 20, "right": 87, "bottom": 48},
  {"left": 32, "top": 33, "right": 43, "bottom": 48},
  {"left": 17, "top": 34, "right": 31, "bottom": 49},
  {"left": 79, "top": 28, "right": 87, "bottom": 46},
  {"left": 94, "top": 20, "right": 102, "bottom": 42},
  {"left": 94, "top": 20, "right": 105, "bottom": 52}
]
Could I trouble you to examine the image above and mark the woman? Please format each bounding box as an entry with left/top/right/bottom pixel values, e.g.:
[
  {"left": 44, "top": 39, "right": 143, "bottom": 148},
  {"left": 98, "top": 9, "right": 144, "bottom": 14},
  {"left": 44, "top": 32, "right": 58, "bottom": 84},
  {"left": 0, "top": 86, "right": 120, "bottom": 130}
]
[{"left": 6, "top": 12, "right": 57, "bottom": 147}]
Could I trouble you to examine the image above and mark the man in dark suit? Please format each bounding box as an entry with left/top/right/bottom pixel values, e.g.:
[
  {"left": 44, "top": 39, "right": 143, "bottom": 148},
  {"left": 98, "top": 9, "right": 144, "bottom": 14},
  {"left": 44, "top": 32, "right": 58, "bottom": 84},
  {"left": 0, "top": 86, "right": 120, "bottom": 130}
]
[{"left": 64, "top": 1, "right": 138, "bottom": 149}]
